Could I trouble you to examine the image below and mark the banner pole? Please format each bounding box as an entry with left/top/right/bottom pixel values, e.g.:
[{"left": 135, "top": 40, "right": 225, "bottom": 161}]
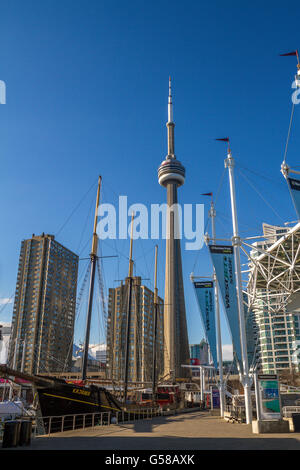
[
  {"left": 200, "top": 366, "right": 204, "bottom": 401},
  {"left": 225, "top": 150, "right": 253, "bottom": 425},
  {"left": 209, "top": 198, "right": 225, "bottom": 417}
]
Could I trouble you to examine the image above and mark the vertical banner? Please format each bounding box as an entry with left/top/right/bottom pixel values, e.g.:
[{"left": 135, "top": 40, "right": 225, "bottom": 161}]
[
  {"left": 211, "top": 387, "right": 220, "bottom": 409},
  {"left": 208, "top": 245, "right": 242, "bottom": 366},
  {"left": 193, "top": 281, "right": 218, "bottom": 369},
  {"left": 243, "top": 292, "right": 256, "bottom": 369},
  {"left": 288, "top": 177, "right": 300, "bottom": 219}
]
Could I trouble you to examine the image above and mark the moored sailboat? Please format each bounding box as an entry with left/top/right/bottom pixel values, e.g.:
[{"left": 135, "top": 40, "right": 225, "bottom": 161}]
[{"left": 0, "top": 177, "right": 128, "bottom": 430}]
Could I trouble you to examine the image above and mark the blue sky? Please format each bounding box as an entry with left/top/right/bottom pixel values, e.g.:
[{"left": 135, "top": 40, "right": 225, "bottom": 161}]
[{"left": 0, "top": 1, "right": 299, "bottom": 357}]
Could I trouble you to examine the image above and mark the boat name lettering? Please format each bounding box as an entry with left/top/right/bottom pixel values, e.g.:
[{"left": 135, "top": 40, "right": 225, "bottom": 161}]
[{"left": 72, "top": 388, "right": 91, "bottom": 396}]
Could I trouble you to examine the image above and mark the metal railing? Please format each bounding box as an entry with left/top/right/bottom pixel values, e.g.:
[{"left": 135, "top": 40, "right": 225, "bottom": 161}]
[
  {"left": 281, "top": 385, "right": 300, "bottom": 393},
  {"left": 34, "top": 407, "right": 164, "bottom": 436},
  {"left": 224, "top": 405, "right": 246, "bottom": 422},
  {"left": 282, "top": 406, "right": 300, "bottom": 418}
]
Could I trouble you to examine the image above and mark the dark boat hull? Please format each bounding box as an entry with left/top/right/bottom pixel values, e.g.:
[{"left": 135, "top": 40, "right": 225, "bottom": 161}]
[
  {"left": 37, "top": 382, "right": 122, "bottom": 415},
  {"left": 36, "top": 382, "right": 124, "bottom": 432}
]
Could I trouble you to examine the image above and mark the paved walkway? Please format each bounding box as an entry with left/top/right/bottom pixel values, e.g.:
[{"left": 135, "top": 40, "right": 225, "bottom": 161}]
[{"left": 12, "top": 411, "right": 300, "bottom": 450}]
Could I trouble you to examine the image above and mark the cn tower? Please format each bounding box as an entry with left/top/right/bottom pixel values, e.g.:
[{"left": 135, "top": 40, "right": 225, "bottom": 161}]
[{"left": 158, "top": 78, "right": 190, "bottom": 379}]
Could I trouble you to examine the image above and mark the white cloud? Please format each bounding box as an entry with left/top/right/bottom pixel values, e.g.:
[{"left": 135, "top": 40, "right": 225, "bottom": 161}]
[
  {"left": 89, "top": 343, "right": 106, "bottom": 358},
  {"left": 0, "top": 298, "right": 13, "bottom": 305},
  {"left": 222, "top": 344, "right": 233, "bottom": 361}
]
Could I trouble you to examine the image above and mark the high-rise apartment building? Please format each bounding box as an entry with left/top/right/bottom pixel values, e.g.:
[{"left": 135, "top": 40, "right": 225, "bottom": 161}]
[
  {"left": 189, "top": 344, "right": 201, "bottom": 362},
  {"left": 8, "top": 233, "right": 78, "bottom": 374},
  {"left": 106, "top": 276, "right": 164, "bottom": 384},
  {"left": 95, "top": 345, "right": 107, "bottom": 363},
  {"left": 247, "top": 223, "right": 300, "bottom": 374},
  {"left": 189, "top": 340, "right": 210, "bottom": 365}
]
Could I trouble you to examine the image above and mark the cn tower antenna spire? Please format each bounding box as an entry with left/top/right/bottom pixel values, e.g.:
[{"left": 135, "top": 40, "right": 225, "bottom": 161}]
[
  {"left": 167, "top": 76, "right": 175, "bottom": 158},
  {"left": 168, "top": 76, "right": 173, "bottom": 123}
]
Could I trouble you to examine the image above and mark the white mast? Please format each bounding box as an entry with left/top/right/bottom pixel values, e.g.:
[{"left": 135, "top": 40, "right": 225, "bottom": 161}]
[
  {"left": 281, "top": 50, "right": 300, "bottom": 180},
  {"left": 209, "top": 196, "right": 225, "bottom": 417},
  {"left": 224, "top": 142, "right": 252, "bottom": 425}
]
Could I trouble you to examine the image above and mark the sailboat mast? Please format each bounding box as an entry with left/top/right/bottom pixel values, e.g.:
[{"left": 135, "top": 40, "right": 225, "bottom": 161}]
[
  {"left": 152, "top": 245, "right": 158, "bottom": 400},
  {"left": 123, "top": 213, "right": 134, "bottom": 403},
  {"left": 81, "top": 176, "right": 102, "bottom": 382}
]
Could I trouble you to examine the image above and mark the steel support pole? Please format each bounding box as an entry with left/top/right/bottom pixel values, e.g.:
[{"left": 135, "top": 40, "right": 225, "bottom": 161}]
[
  {"left": 253, "top": 369, "right": 262, "bottom": 422},
  {"left": 210, "top": 200, "right": 225, "bottom": 417},
  {"left": 200, "top": 366, "right": 204, "bottom": 401},
  {"left": 225, "top": 152, "right": 252, "bottom": 424}
]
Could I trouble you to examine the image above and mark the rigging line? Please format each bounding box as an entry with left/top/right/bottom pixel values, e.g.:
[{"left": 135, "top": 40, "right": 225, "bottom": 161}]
[
  {"left": 75, "top": 260, "right": 90, "bottom": 316},
  {"left": 95, "top": 286, "right": 105, "bottom": 349},
  {"left": 217, "top": 211, "right": 262, "bottom": 234},
  {"left": 55, "top": 178, "right": 98, "bottom": 238},
  {"left": 236, "top": 163, "right": 284, "bottom": 187},
  {"left": 214, "top": 168, "right": 226, "bottom": 207},
  {"left": 283, "top": 102, "right": 295, "bottom": 164},
  {"left": 76, "top": 192, "right": 96, "bottom": 254},
  {"left": 0, "top": 293, "right": 15, "bottom": 315},
  {"left": 63, "top": 270, "right": 90, "bottom": 371},
  {"left": 134, "top": 243, "right": 157, "bottom": 263},
  {"left": 100, "top": 238, "right": 129, "bottom": 262},
  {"left": 237, "top": 168, "right": 285, "bottom": 224},
  {"left": 79, "top": 235, "right": 93, "bottom": 257},
  {"left": 101, "top": 236, "right": 153, "bottom": 284},
  {"left": 192, "top": 169, "right": 226, "bottom": 273},
  {"left": 111, "top": 238, "right": 149, "bottom": 284},
  {"left": 63, "top": 337, "right": 74, "bottom": 373},
  {"left": 96, "top": 257, "right": 108, "bottom": 340},
  {"left": 204, "top": 168, "right": 227, "bottom": 237},
  {"left": 137, "top": 237, "right": 151, "bottom": 283},
  {"left": 73, "top": 261, "right": 91, "bottom": 346},
  {"left": 135, "top": 242, "right": 157, "bottom": 291},
  {"left": 77, "top": 257, "right": 90, "bottom": 286},
  {"left": 213, "top": 215, "right": 232, "bottom": 238}
]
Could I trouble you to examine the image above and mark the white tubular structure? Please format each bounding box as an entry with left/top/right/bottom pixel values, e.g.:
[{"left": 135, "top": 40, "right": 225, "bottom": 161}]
[
  {"left": 209, "top": 199, "right": 225, "bottom": 417},
  {"left": 225, "top": 150, "right": 253, "bottom": 424},
  {"left": 246, "top": 222, "right": 300, "bottom": 374}
]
